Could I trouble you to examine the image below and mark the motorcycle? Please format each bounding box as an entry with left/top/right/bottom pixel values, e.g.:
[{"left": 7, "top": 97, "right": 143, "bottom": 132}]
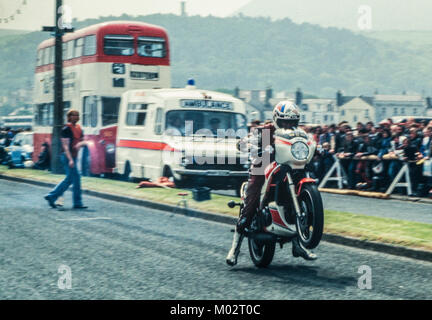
[{"left": 228, "top": 128, "right": 324, "bottom": 267}]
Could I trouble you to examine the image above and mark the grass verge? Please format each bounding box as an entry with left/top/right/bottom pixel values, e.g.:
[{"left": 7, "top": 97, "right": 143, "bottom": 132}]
[{"left": 1, "top": 166, "right": 431, "bottom": 252}]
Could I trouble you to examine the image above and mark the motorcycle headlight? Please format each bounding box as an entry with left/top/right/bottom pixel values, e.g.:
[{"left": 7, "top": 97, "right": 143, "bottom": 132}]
[{"left": 291, "top": 141, "right": 309, "bottom": 161}]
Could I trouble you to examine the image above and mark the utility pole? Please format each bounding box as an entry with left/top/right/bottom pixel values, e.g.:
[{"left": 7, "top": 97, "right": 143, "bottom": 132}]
[{"left": 42, "top": 0, "right": 74, "bottom": 174}]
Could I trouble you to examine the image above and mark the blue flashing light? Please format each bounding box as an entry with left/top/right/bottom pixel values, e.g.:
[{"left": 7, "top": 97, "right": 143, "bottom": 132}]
[{"left": 187, "top": 79, "right": 195, "bottom": 86}]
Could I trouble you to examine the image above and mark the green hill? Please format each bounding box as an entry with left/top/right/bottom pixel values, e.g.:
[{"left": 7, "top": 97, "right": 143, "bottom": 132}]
[{"left": 0, "top": 14, "right": 431, "bottom": 101}]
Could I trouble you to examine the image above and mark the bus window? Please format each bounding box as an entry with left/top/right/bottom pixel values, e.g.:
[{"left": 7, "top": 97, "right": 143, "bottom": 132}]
[
  {"left": 104, "top": 35, "right": 134, "bottom": 56},
  {"left": 74, "top": 38, "right": 84, "bottom": 58},
  {"left": 63, "top": 102, "right": 71, "bottom": 124},
  {"left": 43, "top": 48, "right": 50, "bottom": 65},
  {"left": 137, "top": 37, "right": 165, "bottom": 58},
  {"left": 66, "top": 41, "right": 74, "bottom": 60},
  {"left": 36, "top": 104, "right": 43, "bottom": 125},
  {"left": 48, "top": 103, "right": 53, "bottom": 126},
  {"left": 91, "top": 100, "right": 98, "bottom": 127},
  {"left": 83, "top": 35, "right": 97, "bottom": 56},
  {"left": 102, "top": 97, "right": 120, "bottom": 126},
  {"left": 62, "top": 42, "right": 68, "bottom": 60},
  {"left": 37, "top": 104, "right": 49, "bottom": 126},
  {"left": 154, "top": 108, "right": 163, "bottom": 135},
  {"left": 37, "top": 49, "right": 43, "bottom": 66},
  {"left": 49, "top": 46, "right": 54, "bottom": 64},
  {"left": 83, "top": 96, "right": 96, "bottom": 127},
  {"left": 126, "top": 104, "right": 147, "bottom": 126}
]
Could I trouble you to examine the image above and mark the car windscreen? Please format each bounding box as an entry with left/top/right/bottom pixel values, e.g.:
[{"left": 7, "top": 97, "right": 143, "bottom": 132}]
[{"left": 165, "top": 110, "right": 247, "bottom": 137}]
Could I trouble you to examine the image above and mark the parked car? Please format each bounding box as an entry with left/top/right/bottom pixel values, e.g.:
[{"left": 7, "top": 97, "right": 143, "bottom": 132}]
[{"left": 4, "top": 132, "right": 34, "bottom": 168}]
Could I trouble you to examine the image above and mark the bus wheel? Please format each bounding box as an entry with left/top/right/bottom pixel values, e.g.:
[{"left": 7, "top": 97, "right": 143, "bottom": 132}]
[{"left": 122, "top": 161, "right": 132, "bottom": 182}]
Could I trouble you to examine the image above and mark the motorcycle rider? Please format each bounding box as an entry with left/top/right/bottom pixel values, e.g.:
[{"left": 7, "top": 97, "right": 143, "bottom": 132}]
[{"left": 226, "top": 101, "right": 318, "bottom": 266}]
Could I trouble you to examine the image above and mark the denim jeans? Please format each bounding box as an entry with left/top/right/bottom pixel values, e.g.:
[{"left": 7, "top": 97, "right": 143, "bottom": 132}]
[{"left": 46, "top": 154, "right": 83, "bottom": 207}]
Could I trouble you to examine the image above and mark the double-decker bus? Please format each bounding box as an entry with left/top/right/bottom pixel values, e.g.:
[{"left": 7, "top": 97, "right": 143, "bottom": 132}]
[{"left": 32, "top": 21, "right": 171, "bottom": 175}]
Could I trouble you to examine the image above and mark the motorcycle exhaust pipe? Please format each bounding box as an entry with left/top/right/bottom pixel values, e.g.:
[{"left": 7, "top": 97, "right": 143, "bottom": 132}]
[{"left": 247, "top": 232, "right": 277, "bottom": 244}]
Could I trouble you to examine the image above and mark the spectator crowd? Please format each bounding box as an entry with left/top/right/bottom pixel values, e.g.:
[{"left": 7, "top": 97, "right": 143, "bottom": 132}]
[
  {"left": 298, "top": 117, "right": 432, "bottom": 197},
  {"left": 247, "top": 117, "right": 432, "bottom": 198}
]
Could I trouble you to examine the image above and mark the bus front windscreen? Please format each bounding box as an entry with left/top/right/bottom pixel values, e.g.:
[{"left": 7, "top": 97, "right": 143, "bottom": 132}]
[
  {"left": 104, "top": 35, "right": 134, "bottom": 56},
  {"left": 165, "top": 110, "right": 247, "bottom": 137},
  {"left": 137, "top": 37, "right": 166, "bottom": 58}
]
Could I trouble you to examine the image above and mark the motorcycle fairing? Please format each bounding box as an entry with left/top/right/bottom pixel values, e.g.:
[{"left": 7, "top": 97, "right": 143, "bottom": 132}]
[{"left": 296, "top": 178, "right": 316, "bottom": 196}]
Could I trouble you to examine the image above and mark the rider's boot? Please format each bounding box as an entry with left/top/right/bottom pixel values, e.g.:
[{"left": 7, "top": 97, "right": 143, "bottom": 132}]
[
  {"left": 226, "top": 230, "right": 244, "bottom": 266},
  {"left": 292, "top": 237, "right": 318, "bottom": 261}
]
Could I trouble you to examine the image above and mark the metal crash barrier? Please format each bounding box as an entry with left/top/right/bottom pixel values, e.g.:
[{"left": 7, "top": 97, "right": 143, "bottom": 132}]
[
  {"left": 318, "top": 155, "right": 414, "bottom": 196},
  {"left": 318, "top": 155, "right": 347, "bottom": 189}
]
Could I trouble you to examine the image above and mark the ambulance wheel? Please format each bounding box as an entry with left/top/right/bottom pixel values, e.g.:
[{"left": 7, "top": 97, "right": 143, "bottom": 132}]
[
  {"left": 164, "top": 166, "right": 185, "bottom": 188},
  {"left": 235, "top": 183, "right": 244, "bottom": 198},
  {"left": 122, "top": 161, "right": 132, "bottom": 182}
]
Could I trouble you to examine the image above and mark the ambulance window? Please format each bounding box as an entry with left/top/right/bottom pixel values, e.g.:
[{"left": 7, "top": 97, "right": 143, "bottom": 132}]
[
  {"left": 102, "top": 97, "right": 120, "bottom": 126},
  {"left": 126, "top": 103, "right": 147, "bottom": 126},
  {"left": 154, "top": 108, "right": 163, "bottom": 135}
]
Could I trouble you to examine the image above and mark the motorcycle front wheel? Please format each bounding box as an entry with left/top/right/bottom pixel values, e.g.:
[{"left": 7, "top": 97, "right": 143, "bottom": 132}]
[
  {"left": 296, "top": 183, "right": 324, "bottom": 249},
  {"left": 248, "top": 235, "right": 275, "bottom": 268}
]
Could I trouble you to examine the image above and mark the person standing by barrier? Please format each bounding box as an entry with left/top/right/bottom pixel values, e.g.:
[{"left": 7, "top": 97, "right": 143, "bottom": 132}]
[
  {"left": 418, "top": 126, "right": 432, "bottom": 197},
  {"left": 44, "top": 109, "right": 88, "bottom": 209}
]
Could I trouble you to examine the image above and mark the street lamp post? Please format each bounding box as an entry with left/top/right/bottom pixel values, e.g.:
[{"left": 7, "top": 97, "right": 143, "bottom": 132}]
[{"left": 42, "top": 0, "right": 74, "bottom": 174}]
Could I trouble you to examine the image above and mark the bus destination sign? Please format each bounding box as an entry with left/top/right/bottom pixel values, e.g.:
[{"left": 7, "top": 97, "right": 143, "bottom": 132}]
[{"left": 130, "top": 71, "right": 159, "bottom": 80}]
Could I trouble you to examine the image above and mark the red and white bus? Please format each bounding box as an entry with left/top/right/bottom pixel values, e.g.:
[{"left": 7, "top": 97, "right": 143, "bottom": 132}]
[{"left": 32, "top": 21, "right": 171, "bottom": 175}]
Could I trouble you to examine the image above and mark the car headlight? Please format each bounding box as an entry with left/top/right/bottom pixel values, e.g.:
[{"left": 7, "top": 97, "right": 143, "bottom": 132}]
[
  {"left": 243, "top": 160, "right": 251, "bottom": 169},
  {"left": 106, "top": 144, "right": 115, "bottom": 154},
  {"left": 291, "top": 141, "right": 309, "bottom": 161},
  {"left": 181, "top": 157, "right": 191, "bottom": 167}
]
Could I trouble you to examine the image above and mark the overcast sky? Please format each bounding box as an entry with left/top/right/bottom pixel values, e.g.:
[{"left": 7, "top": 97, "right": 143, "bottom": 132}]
[{"left": 0, "top": 0, "right": 251, "bottom": 30}]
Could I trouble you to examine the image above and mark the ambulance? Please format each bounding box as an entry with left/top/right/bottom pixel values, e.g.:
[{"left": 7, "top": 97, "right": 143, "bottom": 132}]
[{"left": 115, "top": 83, "right": 250, "bottom": 191}]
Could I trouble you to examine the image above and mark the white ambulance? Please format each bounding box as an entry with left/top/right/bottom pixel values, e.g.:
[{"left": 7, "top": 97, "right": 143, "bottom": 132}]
[{"left": 115, "top": 85, "right": 250, "bottom": 191}]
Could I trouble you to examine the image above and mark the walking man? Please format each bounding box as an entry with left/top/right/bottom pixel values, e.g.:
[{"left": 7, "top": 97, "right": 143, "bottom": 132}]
[{"left": 44, "top": 109, "right": 88, "bottom": 209}]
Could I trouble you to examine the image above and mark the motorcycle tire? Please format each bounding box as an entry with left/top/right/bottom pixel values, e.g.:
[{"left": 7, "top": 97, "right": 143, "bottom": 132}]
[
  {"left": 295, "top": 183, "right": 324, "bottom": 249},
  {"left": 248, "top": 236, "right": 275, "bottom": 268}
]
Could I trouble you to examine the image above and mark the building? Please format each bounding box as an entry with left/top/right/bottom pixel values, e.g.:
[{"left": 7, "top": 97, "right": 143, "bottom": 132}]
[
  {"left": 236, "top": 87, "right": 274, "bottom": 122},
  {"left": 337, "top": 95, "right": 375, "bottom": 126},
  {"left": 295, "top": 89, "right": 338, "bottom": 125},
  {"left": 373, "top": 94, "right": 427, "bottom": 123}
]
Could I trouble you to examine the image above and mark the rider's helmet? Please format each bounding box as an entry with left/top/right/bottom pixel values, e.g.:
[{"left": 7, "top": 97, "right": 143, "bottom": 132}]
[{"left": 273, "top": 101, "right": 301, "bottom": 129}]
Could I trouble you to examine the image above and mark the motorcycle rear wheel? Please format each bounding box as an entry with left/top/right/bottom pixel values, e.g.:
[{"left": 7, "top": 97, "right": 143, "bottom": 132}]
[
  {"left": 296, "top": 183, "right": 324, "bottom": 249},
  {"left": 248, "top": 236, "right": 275, "bottom": 268}
]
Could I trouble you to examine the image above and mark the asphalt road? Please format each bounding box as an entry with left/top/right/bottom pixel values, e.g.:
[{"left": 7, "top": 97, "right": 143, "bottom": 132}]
[
  {"left": 0, "top": 179, "right": 431, "bottom": 299},
  {"left": 213, "top": 189, "right": 432, "bottom": 224}
]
